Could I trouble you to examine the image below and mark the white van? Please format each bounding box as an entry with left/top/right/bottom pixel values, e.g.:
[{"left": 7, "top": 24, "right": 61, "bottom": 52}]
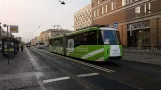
[{"left": 36, "top": 42, "right": 44, "bottom": 49}]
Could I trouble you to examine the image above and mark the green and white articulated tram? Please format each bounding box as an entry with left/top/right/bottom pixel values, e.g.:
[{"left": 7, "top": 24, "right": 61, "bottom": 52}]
[{"left": 49, "top": 26, "right": 123, "bottom": 62}]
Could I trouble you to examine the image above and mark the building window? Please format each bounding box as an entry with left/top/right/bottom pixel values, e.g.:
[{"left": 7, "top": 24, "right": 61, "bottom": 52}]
[
  {"left": 111, "top": 1, "right": 116, "bottom": 10},
  {"left": 97, "top": 8, "right": 99, "bottom": 16},
  {"left": 105, "top": 5, "right": 108, "bottom": 13},
  {"left": 122, "top": 0, "right": 126, "bottom": 6},
  {"left": 144, "top": 3, "right": 151, "bottom": 14},
  {"left": 144, "top": 4, "right": 146, "bottom": 13},
  {"left": 97, "top": 0, "right": 100, "bottom": 4},
  {"left": 135, "top": 6, "right": 140, "bottom": 13},
  {"left": 122, "top": 0, "right": 135, "bottom": 6},
  {"left": 111, "top": 2, "right": 114, "bottom": 10},
  {"left": 127, "top": 0, "right": 133, "bottom": 4},
  {"left": 102, "top": 6, "right": 104, "bottom": 14},
  {"left": 148, "top": 3, "right": 151, "bottom": 13}
]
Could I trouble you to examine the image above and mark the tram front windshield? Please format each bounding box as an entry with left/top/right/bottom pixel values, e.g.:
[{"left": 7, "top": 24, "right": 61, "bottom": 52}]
[{"left": 101, "top": 30, "right": 121, "bottom": 45}]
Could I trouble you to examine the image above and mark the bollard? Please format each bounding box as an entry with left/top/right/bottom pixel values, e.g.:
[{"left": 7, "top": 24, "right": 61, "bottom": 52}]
[
  {"left": 134, "top": 47, "right": 136, "bottom": 55},
  {"left": 7, "top": 54, "right": 9, "bottom": 65},
  {"left": 156, "top": 48, "right": 158, "bottom": 55},
  {"left": 147, "top": 47, "right": 148, "bottom": 55}
]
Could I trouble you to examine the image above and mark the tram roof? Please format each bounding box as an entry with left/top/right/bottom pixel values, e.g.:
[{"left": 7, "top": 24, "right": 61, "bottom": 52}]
[
  {"left": 66, "top": 27, "right": 98, "bottom": 36},
  {"left": 50, "top": 35, "right": 64, "bottom": 39},
  {"left": 50, "top": 26, "right": 117, "bottom": 39}
]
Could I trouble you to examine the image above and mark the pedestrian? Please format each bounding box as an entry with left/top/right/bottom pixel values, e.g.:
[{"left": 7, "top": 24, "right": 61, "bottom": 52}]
[{"left": 21, "top": 44, "right": 24, "bottom": 52}]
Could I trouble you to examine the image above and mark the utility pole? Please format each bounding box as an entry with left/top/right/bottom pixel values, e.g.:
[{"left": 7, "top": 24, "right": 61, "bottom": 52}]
[
  {"left": 0, "top": 22, "right": 1, "bottom": 39},
  {"left": 3, "top": 24, "right": 10, "bottom": 65},
  {"left": 7, "top": 25, "right": 9, "bottom": 38}
]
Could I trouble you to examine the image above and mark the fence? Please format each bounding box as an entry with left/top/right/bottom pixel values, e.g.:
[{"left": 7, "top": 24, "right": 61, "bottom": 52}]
[{"left": 123, "top": 47, "right": 161, "bottom": 56}]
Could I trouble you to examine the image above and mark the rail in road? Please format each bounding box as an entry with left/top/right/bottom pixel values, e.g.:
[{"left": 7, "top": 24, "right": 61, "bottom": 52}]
[{"left": 26, "top": 47, "right": 161, "bottom": 90}]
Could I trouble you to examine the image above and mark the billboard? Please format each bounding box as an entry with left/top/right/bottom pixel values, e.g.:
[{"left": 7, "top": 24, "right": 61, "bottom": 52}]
[{"left": 10, "top": 25, "right": 18, "bottom": 33}]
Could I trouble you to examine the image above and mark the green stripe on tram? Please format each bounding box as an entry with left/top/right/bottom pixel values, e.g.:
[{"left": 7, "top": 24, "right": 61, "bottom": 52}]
[{"left": 67, "top": 45, "right": 104, "bottom": 59}]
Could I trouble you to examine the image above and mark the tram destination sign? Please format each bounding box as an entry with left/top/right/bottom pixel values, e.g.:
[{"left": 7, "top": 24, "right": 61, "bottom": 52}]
[{"left": 128, "top": 21, "right": 150, "bottom": 31}]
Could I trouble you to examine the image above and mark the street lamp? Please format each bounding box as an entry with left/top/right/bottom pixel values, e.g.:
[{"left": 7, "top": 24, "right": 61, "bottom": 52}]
[
  {"left": 0, "top": 22, "right": 1, "bottom": 38},
  {"left": 3, "top": 24, "right": 9, "bottom": 38},
  {"left": 59, "top": 0, "right": 65, "bottom": 5},
  {"left": 61, "top": 1, "right": 65, "bottom": 5}
]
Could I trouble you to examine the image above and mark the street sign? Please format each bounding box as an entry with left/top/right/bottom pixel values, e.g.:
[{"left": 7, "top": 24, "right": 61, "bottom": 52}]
[
  {"left": 114, "top": 22, "right": 118, "bottom": 29},
  {"left": 10, "top": 25, "right": 18, "bottom": 33}
]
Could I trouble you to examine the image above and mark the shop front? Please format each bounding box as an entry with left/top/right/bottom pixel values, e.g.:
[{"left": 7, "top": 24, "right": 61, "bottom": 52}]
[{"left": 127, "top": 21, "right": 150, "bottom": 47}]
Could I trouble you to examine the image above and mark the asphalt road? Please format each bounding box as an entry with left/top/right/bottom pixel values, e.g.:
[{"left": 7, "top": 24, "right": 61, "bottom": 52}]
[{"left": 26, "top": 47, "right": 161, "bottom": 90}]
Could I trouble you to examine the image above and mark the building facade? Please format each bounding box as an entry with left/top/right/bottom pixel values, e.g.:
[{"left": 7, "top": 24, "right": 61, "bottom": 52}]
[
  {"left": 48, "top": 29, "right": 72, "bottom": 38},
  {"left": 39, "top": 29, "right": 72, "bottom": 46},
  {"left": 74, "top": 4, "right": 92, "bottom": 31},
  {"left": 40, "top": 31, "right": 49, "bottom": 46},
  {"left": 92, "top": 0, "right": 161, "bottom": 47},
  {"left": 31, "top": 36, "right": 41, "bottom": 46}
]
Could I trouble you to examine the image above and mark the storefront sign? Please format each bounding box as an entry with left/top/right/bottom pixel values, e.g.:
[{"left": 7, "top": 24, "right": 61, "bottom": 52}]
[
  {"left": 128, "top": 21, "right": 149, "bottom": 31},
  {"left": 10, "top": 25, "right": 18, "bottom": 33},
  {"left": 114, "top": 22, "right": 118, "bottom": 29}
]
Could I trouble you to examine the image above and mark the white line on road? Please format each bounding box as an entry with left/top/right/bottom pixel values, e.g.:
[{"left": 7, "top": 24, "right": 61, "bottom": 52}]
[
  {"left": 43, "top": 76, "right": 70, "bottom": 84},
  {"left": 77, "top": 73, "right": 99, "bottom": 78},
  {"left": 43, "top": 73, "right": 99, "bottom": 84}
]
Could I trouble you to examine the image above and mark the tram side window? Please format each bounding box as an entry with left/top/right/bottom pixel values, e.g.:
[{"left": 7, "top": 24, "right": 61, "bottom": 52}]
[
  {"left": 53, "top": 38, "right": 63, "bottom": 47},
  {"left": 67, "top": 31, "right": 97, "bottom": 47},
  {"left": 49, "top": 39, "right": 54, "bottom": 46},
  {"left": 60, "top": 38, "right": 63, "bottom": 46},
  {"left": 67, "top": 35, "right": 76, "bottom": 47},
  {"left": 74, "top": 31, "right": 97, "bottom": 46},
  {"left": 74, "top": 33, "right": 82, "bottom": 47},
  {"left": 86, "top": 31, "right": 97, "bottom": 45},
  {"left": 97, "top": 30, "right": 104, "bottom": 45}
]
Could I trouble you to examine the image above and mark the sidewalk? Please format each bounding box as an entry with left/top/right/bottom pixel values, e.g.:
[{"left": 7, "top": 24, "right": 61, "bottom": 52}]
[
  {"left": 0, "top": 48, "right": 40, "bottom": 90},
  {"left": 122, "top": 53, "right": 161, "bottom": 66}
]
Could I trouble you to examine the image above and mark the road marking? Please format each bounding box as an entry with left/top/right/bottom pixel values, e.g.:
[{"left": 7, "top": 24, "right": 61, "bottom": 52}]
[
  {"left": 32, "top": 47, "right": 115, "bottom": 73},
  {"left": 77, "top": 73, "right": 99, "bottom": 78},
  {"left": 43, "top": 76, "right": 70, "bottom": 84}
]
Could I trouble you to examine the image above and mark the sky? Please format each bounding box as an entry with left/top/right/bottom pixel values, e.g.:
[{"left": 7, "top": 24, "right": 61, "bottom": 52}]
[{"left": 0, "top": 0, "right": 90, "bottom": 42}]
